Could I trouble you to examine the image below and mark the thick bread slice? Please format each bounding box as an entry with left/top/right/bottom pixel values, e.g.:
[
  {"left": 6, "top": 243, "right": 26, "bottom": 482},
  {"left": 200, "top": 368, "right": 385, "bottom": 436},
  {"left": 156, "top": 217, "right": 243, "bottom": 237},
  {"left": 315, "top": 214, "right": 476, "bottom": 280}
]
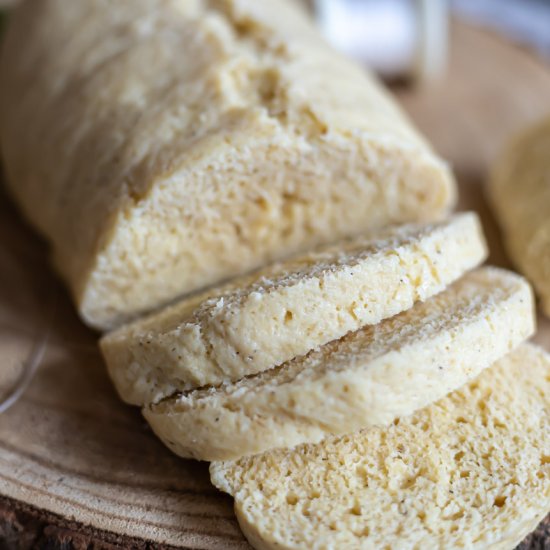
[
  {"left": 101, "top": 213, "right": 486, "bottom": 406},
  {"left": 211, "top": 343, "right": 550, "bottom": 550},
  {"left": 489, "top": 115, "right": 550, "bottom": 316},
  {"left": 145, "top": 267, "right": 534, "bottom": 461},
  {"left": 0, "top": 0, "right": 455, "bottom": 330}
]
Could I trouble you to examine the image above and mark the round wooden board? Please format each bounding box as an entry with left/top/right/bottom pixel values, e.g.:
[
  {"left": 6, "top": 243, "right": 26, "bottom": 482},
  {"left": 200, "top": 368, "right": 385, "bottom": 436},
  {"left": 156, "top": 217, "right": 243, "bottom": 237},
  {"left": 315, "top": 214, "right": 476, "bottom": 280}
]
[{"left": 1, "top": 21, "right": 549, "bottom": 550}]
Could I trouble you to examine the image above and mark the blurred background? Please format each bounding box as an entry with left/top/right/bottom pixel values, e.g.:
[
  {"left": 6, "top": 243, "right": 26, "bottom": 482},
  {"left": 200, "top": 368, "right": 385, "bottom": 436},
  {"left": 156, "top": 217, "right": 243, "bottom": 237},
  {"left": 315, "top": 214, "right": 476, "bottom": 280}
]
[{"left": 312, "top": 0, "right": 550, "bottom": 77}]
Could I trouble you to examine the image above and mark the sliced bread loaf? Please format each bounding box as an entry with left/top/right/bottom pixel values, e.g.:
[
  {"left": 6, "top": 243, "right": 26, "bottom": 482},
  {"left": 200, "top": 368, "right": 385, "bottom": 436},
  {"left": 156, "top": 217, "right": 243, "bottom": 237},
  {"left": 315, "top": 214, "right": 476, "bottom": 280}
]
[
  {"left": 489, "top": 115, "right": 550, "bottom": 316},
  {"left": 211, "top": 343, "right": 550, "bottom": 550},
  {"left": 145, "top": 267, "right": 534, "bottom": 461},
  {"left": 0, "top": 0, "right": 455, "bottom": 330},
  {"left": 101, "top": 213, "right": 486, "bottom": 406}
]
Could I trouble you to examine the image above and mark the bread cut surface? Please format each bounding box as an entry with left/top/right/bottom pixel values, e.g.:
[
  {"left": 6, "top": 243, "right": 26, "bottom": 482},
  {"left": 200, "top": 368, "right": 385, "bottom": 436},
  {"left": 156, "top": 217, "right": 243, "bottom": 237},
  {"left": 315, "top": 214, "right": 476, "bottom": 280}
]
[
  {"left": 145, "top": 267, "right": 534, "bottom": 461},
  {"left": 101, "top": 213, "right": 486, "bottom": 406},
  {"left": 0, "top": 0, "right": 455, "bottom": 329},
  {"left": 211, "top": 343, "right": 550, "bottom": 550},
  {"left": 489, "top": 115, "right": 550, "bottom": 317}
]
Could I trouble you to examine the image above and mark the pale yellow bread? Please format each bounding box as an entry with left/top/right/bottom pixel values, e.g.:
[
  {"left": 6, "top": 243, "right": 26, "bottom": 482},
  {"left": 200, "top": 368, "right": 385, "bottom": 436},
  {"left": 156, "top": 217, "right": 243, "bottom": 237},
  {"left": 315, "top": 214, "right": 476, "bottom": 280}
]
[
  {"left": 489, "top": 115, "right": 550, "bottom": 317},
  {"left": 101, "top": 213, "right": 486, "bottom": 406},
  {"left": 211, "top": 343, "right": 550, "bottom": 550},
  {"left": 0, "top": 0, "right": 455, "bottom": 330},
  {"left": 145, "top": 267, "right": 534, "bottom": 461}
]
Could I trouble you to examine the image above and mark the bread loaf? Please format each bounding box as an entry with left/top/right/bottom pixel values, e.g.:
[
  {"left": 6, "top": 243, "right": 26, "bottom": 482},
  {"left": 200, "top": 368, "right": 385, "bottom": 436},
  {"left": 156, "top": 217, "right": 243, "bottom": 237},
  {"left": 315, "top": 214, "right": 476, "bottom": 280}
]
[
  {"left": 0, "top": 0, "right": 455, "bottom": 329},
  {"left": 101, "top": 213, "right": 485, "bottom": 405},
  {"left": 489, "top": 115, "right": 550, "bottom": 316},
  {"left": 211, "top": 343, "right": 550, "bottom": 550},
  {"left": 144, "top": 267, "right": 534, "bottom": 461}
]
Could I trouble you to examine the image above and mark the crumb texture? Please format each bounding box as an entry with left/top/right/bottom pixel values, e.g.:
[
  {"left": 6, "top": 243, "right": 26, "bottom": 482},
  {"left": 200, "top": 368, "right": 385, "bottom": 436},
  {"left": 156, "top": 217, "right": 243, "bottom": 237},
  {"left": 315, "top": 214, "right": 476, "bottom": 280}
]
[
  {"left": 0, "top": 0, "right": 454, "bottom": 329},
  {"left": 101, "top": 213, "right": 485, "bottom": 405},
  {"left": 144, "top": 267, "right": 534, "bottom": 460},
  {"left": 211, "top": 343, "right": 550, "bottom": 550}
]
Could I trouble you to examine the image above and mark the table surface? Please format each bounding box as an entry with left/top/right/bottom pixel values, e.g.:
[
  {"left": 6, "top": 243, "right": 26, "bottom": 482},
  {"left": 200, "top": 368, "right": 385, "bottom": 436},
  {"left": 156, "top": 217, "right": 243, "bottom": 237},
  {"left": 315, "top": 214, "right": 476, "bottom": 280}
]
[{"left": 0, "top": 21, "right": 549, "bottom": 550}]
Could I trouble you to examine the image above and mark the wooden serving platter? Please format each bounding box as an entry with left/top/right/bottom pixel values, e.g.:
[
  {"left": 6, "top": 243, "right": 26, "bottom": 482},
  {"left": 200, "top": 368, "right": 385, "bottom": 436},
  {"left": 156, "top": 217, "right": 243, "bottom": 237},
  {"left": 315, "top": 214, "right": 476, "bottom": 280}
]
[{"left": 0, "top": 21, "right": 549, "bottom": 549}]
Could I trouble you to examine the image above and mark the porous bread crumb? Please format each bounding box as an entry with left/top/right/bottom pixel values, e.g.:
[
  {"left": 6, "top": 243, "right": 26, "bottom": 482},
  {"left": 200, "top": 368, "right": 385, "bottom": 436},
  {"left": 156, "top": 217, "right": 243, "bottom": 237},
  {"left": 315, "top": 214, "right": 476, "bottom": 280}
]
[
  {"left": 489, "top": 115, "right": 550, "bottom": 317},
  {"left": 211, "top": 343, "right": 550, "bottom": 550},
  {"left": 0, "top": 0, "right": 455, "bottom": 329},
  {"left": 145, "top": 267, "right": 534, "bottom": 461},
  {"left": 101, "top": 213, "right": 486, "bottom": 405}
]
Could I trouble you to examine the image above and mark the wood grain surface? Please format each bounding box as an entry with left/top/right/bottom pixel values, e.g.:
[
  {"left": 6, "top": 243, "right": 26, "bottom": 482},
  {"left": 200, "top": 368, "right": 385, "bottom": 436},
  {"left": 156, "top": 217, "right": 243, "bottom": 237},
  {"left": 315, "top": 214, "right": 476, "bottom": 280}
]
[{"left": 0, "top": 21, "right": 549, "bottom": 550}]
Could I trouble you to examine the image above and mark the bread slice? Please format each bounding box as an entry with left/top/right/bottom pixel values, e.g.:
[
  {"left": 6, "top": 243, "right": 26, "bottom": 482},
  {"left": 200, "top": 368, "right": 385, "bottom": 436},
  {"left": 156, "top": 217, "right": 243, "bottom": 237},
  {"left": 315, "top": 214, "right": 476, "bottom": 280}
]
[
  {"left": 0, "top": 0, "right": 455, "bottom": 330},
  {"left": 489, "top": 115, "right": 550, "bottom": 316},
  {"left": 211, "top": 343, "right": 550, "bottom": 550},
  {"left": 101, "top": 213, "right": 486, "bottom": 406},
  {"left": 145, "top": 267, "right": 534, "bottom": 461}
]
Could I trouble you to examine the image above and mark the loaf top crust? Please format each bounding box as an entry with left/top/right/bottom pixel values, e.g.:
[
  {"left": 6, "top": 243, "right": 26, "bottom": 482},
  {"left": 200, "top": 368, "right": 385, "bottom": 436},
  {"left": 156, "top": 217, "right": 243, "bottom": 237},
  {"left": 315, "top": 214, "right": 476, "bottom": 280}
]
[
  {"left": 211, "top": 343, "right": 550, "bottom": 550},
  {"left": 101, "top": 213, "right": 486, "bottom": 405},
  {"left": 0, "top": 0, "right": 455, "bottom": 329},
  {"left": 144, "top": 266, "right": 534, "bottom": 461}
]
